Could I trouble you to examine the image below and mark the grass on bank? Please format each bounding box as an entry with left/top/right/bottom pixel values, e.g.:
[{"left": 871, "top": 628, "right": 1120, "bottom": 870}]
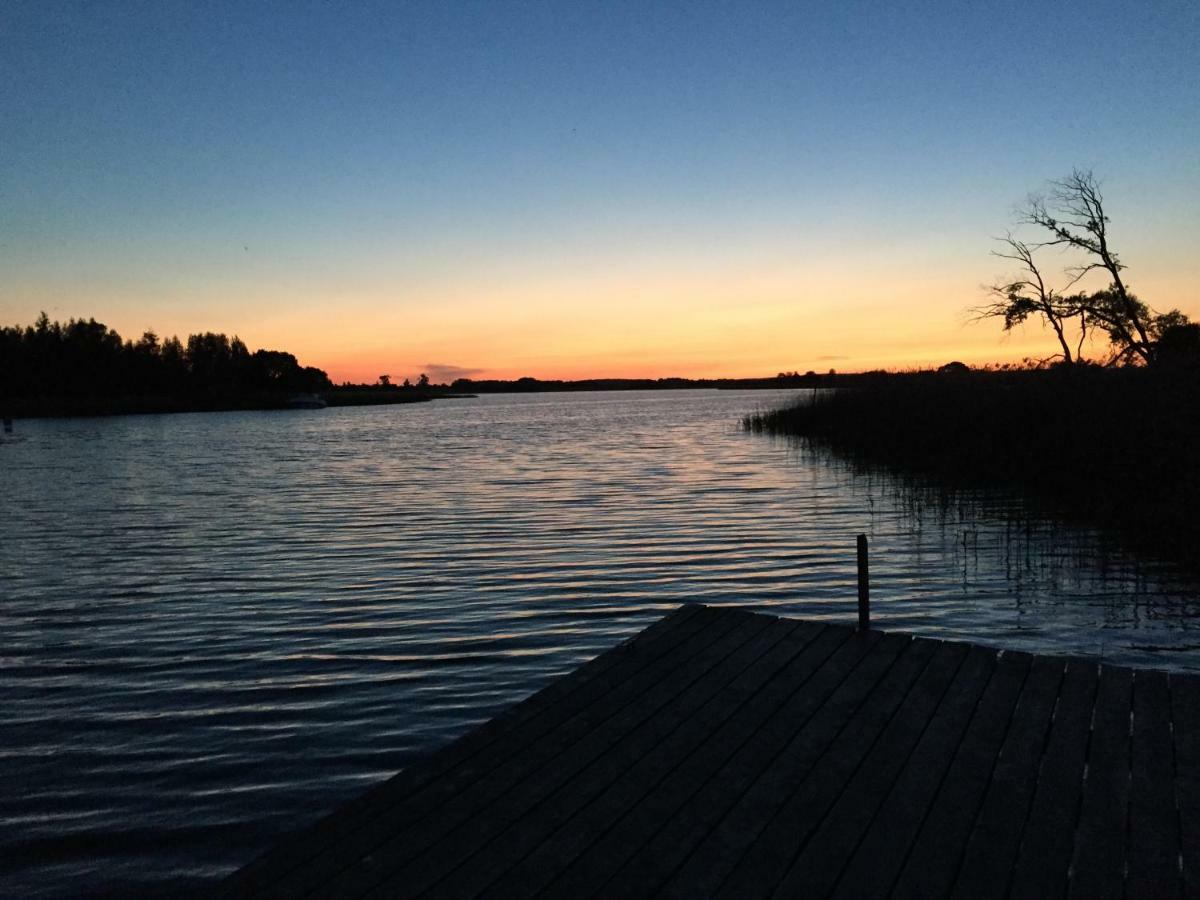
[{"left": 744, "top": 366, "right": 1200, "bottom": 566}]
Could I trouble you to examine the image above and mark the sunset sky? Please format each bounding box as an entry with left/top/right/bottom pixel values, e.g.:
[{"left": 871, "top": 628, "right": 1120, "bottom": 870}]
[{"left": 3, "top": 1, "right": 1198, "bottom": 383}]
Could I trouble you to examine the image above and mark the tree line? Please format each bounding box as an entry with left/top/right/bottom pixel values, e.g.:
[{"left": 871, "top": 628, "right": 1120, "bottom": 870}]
[{"left": 0, "top": 313, "right": 331, "bottom": 405}]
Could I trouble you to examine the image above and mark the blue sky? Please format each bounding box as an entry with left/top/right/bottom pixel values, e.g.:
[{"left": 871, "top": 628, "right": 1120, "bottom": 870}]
[{"left": 3, "top": 1, "right": 1197, "bottom": 378}]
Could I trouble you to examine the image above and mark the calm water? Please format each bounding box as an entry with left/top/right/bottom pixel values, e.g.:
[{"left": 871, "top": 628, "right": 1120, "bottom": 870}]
[{"left": 3, "top": 390, "right": 1199, "bottom": 896}]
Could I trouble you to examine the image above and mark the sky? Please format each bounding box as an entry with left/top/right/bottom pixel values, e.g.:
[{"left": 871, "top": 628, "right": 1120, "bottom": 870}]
[{"left": 2, "top": 1, "right": 1197, "bottom": 383}]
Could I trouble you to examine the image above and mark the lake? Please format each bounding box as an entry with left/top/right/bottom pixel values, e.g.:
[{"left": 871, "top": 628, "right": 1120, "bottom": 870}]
[{"left": 3, "top": 389, "right": 1198, "bottom": 896}]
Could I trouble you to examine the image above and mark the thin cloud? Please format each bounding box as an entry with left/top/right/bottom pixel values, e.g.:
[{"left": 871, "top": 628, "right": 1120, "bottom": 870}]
[{"left": 422, "top": 363, "right": 486, "bottom": 383}]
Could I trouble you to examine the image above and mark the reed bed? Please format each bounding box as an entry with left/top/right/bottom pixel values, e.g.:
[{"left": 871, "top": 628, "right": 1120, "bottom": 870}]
[{"left": 745, "top": 367, "right": 1200, "bottom": 566}]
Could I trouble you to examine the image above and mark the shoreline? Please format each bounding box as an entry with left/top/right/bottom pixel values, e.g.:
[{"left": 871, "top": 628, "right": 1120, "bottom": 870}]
[
  {"left": 1, "top": 391, "right": 477, "bottom": 421},
  {"left": 1, "top": 382, "right": 812, "bottom": 421}
]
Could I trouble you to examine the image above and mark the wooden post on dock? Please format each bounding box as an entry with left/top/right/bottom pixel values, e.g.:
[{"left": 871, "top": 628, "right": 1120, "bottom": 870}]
[{"left": 856, "top": 533, "right": 870, "bottom": 631}]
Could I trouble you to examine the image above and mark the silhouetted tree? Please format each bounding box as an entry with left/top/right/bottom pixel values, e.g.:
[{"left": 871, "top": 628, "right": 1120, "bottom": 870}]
[
  {"left": 160, "top": 336, "right": 187, "bottom": 393},
  {"left": 1021, "top": 170, "right": 1155, "bottom": 363},
  {"left": 378, "top": 374, "right": 391, "bottom": 387},
  {"left": 974, "top": 234, "right": 1086, "bottom": 365},
  {"left": 1157, "top": 322, "right": 1200, "bottom": 368},
  {"left": 186, "top": 332, "right": 233, "bottom": 392},
  {"left": 417, "top": 373, "right": 429, "bottom": 388},
  {"left": 976, "top": 170, "right": 1190, "bottom": 365}
]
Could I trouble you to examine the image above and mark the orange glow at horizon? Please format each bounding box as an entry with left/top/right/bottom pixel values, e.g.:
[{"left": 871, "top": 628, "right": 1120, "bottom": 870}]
[
  {"left": 225, "top": 265, "right": 1200, "bottom": 384},
  {"left": 12, "top": 243, "right": 1197, "bottom": 386}
]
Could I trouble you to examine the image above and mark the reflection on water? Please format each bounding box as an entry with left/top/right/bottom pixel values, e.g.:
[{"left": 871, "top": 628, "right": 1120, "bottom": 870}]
[{"left": 1, "top": 390, "right": 1197, "bottom": 895}]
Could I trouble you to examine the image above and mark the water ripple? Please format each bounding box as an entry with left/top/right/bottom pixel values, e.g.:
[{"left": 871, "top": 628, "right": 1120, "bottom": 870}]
[{"left": 1, "top": 389, "right": 1198, "bottom": 896}]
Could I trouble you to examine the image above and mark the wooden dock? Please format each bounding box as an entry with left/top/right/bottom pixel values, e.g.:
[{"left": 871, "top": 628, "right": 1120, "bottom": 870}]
[{"left": 220, "top": 604, "right": 1200, "bottom": 898}]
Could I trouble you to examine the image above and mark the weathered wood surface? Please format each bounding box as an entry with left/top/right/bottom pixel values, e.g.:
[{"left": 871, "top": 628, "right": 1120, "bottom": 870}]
[{"left": 219, "top": 604, "right": 1200, "bottom": 898}]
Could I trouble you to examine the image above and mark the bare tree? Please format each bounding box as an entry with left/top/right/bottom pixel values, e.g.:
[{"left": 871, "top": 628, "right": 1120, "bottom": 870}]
[
  {"left": 973, "top": 233, "right": 1086, "bottom": 365},
  {"left": 977, "top": 169, "right": 1189, "bottom": 366},
  {"left": 1021, "top": 169, "right": 1157, "bottom": 363}
]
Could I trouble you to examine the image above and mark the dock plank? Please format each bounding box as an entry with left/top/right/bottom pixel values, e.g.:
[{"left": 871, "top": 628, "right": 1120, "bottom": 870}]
[
  {"left": 1126, "top": 670, "right": 1182, "bottom": 898},
  {"left": 829, "top": 643, "right": 998, "bottom": 899},
  {"left": 595, "top": 627, "right": 895, "bottom": 899},
  {"left": 1172, "top": 673, "right": 1200, "bottom": 900},
  {"left": 890, "top": 649, "right": 1031, "bottom": 900},
  {"left": 417, "top": 617, "right": 811, "bottom": 899},
  {"left": 478, "top": 623, "right": 833, "bottom": 898},
  {"left": 1066, "top": 664, "right": 1131, "bottom": 900},
  {"left": 659, "top": 631, "right": 926, "bottom": 900},
  {"left": 1007, "top": 657, "right": 1099, "bottom": 898},
  {"left": 953, "top": 654, "right": 1066, "bottom": 898},
  {"left": 763, "top": 639, "right": 969, "bottom": 899},
  {"left": 218, "top": 605, "right": 1199, "bottom": 900},
  {"left": 708, "top": 635, "right": 950, "bottom": 898}
]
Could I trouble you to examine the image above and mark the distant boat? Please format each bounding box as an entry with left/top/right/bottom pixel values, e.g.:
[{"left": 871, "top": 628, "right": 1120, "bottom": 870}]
[{"left": 287, "top": 393, "right": 327, "bottom": 409}]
